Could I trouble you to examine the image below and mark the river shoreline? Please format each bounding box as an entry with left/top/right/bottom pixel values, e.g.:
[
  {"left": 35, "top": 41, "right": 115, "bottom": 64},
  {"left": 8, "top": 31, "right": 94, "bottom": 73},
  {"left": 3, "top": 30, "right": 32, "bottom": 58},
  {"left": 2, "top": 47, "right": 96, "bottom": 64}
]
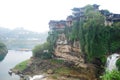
[
  {"left": 0, "top": 50, "right": 32, "bottom": 80},
  {"left": 11, "top": 57, "right": 97, "bottom": 80}
]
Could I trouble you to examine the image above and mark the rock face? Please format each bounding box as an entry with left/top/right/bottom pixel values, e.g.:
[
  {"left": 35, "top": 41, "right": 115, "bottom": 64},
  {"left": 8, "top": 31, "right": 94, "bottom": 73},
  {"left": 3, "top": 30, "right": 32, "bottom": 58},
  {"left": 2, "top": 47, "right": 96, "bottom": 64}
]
[
  {"left": 47, "top": 69, "right": 54, "bottom": 74},
  {"left": 54, "top": 33, "right": 97, "bottom": 80},
  {"left": 55, "top": 33, "right": 85, "bottom": 68}
]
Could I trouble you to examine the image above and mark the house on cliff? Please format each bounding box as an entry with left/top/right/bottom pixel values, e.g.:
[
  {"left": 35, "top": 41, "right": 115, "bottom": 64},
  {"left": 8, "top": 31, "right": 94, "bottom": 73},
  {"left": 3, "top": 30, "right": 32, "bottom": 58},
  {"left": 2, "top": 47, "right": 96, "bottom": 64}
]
[
  {"left": 101, "top": 11, "right": 120, "bottom": 26},
  {"left": 48, "top": 4, "right": 120, "bottom": 33},
  {"left": 66, "top": 15, "right": 73, "bottom": 27},
  {"left": 49, "top": 20, "right": 66, "bottom": 31},
  {"left": 69, "top": 4, "right": 120, "bottom": 26},
  {"left": 72, "top": 4, "right": 99, "bottom": 19},
  {"left": 66, "top": 4, "right": 100, "bottom": 27},
  {"left": 71, "top": 7, "right": 85, "bottom": 21}
]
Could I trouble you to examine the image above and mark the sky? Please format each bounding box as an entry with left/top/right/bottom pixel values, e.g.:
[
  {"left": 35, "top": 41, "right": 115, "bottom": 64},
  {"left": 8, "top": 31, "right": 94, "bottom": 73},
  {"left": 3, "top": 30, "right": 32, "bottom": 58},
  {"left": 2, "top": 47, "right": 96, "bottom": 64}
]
[{"left": 0, "top": 0, "right": 120, "bottom": 33}]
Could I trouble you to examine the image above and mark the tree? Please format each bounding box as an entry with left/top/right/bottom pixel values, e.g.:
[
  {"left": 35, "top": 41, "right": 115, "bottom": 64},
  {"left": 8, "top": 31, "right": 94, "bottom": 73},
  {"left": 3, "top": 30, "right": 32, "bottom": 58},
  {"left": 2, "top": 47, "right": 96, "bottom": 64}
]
[{"left": 32, "top": 42, "right": 52, "bottom": 59}]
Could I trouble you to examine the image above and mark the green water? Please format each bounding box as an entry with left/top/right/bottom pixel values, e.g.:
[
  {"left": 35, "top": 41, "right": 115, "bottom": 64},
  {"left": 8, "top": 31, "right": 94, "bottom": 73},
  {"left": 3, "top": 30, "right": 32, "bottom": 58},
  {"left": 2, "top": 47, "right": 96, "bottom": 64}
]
[{"left": 0, "top": 50, "right": 32, "bottom": 80}]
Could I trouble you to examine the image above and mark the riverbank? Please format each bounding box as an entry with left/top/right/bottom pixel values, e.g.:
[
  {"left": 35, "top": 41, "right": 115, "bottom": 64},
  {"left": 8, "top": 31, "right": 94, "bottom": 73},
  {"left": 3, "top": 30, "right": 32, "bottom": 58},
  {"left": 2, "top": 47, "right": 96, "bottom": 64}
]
[
  {"left": 0, "top": 50, "right": 32, "bottom": 80},
  {"left": 12, "top": 57, "right": 97, "bottom": 80}
]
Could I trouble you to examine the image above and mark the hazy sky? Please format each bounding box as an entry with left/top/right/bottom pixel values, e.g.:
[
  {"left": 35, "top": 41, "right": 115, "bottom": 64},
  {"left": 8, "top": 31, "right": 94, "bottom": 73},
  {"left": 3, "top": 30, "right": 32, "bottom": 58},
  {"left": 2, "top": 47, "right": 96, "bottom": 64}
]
[{"left": 0, "top": 0, "right": 120, "bottom": 32}]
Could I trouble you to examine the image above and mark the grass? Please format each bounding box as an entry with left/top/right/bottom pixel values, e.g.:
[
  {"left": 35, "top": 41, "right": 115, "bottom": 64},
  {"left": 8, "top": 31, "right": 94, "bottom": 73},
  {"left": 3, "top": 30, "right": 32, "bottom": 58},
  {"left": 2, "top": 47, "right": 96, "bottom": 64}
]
[
  {"left": 55, "top": 67, "right": 71, "bottom": 75},
  {"left": 14, "top": 59, "right": 29, "bottom": 71},
  {"left": 50, "top": 59, "right": 64, "bottom": 64}
]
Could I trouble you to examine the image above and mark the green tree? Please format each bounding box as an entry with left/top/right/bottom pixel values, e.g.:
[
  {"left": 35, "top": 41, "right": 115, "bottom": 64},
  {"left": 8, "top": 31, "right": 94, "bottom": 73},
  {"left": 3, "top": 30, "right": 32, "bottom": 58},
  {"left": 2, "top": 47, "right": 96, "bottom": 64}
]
[
  {"left": 32, "top": 42, "right": 52, "bottom": 59},
  {"left": 78, "top": 5, "right": 105, "bottom": 61}
]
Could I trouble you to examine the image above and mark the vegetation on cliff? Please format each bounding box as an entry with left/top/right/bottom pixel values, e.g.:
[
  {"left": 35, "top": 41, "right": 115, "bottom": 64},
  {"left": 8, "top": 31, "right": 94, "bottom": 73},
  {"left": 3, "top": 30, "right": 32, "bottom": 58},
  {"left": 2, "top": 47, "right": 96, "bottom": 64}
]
[
  {"left": 0, "top": 42, "right": 8, "bottom": 54},
  {"left": 67, "top": 5, "right": 120, "bottom": 62},
  {"left": 101, "top": 70, "right": 120, "bottom": 80},
  {"left": 32, "top": 42, "right": 53, "bottom": 59}
]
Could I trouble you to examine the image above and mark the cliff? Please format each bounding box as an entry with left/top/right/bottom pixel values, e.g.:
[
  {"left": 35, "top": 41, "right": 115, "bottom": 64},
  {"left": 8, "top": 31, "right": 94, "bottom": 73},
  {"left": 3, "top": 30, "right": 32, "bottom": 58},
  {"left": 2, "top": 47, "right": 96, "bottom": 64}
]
[
  {"left": 54, "top": 33, "right": 85, "bottom": 68},
  {"left": 53, "top": 33, "right": 97, "bottom": 79},
  {"left": 47, "top": 4, "right": 120, "bottom": 79},
  {"left": 13, "top": 4, "right": 120, "bottom": 80}
]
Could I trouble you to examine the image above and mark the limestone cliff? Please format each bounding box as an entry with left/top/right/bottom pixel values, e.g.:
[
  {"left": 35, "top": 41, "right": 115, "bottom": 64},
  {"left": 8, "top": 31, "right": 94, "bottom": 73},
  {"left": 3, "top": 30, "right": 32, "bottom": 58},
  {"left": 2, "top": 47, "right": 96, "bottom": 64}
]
[
  {"left": 54, "top": 33, "right": 84, "bottom": 66},
  {"left": 52, "top": 33, "right": 97, "bottom": 80},
  {"left": 12, "top": 4, "right": 120, "bottom": 80}
]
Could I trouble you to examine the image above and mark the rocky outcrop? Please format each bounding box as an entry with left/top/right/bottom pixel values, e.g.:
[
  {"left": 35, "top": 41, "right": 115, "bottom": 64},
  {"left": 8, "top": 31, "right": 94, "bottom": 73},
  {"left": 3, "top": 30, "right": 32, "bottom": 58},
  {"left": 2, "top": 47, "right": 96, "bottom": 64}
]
[
  {"left": 54, "top": 33, "right": 97, "bottom": 79},
  {"left": 54, "top": 33, "right": 86, "bottom": 68},
  {"left": 56, "top": 33, "right": 68, "bottom": 45},
  {"left": 16, "top": 57, "right": 96, "bottom": 80}
]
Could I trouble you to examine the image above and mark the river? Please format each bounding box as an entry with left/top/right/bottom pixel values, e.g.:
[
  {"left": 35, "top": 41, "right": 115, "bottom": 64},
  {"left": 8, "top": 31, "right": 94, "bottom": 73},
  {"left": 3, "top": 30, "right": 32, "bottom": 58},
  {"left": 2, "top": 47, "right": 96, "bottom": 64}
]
[{"left": 0, "top": 50, "right": 32, "bottom": 80}]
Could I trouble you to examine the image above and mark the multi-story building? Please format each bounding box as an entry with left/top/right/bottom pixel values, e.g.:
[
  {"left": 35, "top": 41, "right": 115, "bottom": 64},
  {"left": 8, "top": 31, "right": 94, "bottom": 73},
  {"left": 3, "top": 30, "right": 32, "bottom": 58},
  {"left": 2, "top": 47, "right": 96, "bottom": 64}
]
[
  {"left": 49, "top": 20, "right": 66, "bottom": 32},
  {"left": 100, "top": 10, "right": 120, "bottom": 26},
  {"left": 49, "top": 4, "right": 120, "bottom": 32},
  {"left": 66, "top": 15, "right": 73, "bottom": 27}
]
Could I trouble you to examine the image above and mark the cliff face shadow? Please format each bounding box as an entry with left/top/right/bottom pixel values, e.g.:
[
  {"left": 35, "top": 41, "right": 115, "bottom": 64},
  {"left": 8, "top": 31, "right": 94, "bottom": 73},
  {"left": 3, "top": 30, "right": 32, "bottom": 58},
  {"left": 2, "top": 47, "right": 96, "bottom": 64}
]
[{"left": 0, "top": 53, "right": 7, "bottom": 62}]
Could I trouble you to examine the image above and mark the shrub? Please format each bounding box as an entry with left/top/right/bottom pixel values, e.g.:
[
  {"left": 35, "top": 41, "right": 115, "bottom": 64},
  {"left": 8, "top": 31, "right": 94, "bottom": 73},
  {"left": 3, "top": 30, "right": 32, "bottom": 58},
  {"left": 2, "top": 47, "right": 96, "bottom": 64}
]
[
  {"left": 116, "top": 59, "right": 120, "bottom": 71},
  {"left": 100, "top": 70, "right": 120, "bottom": 80},
  {"left": 32, "top": 42, "right": 52, "bottom": 59},
  {"left": 40, "top": 52, "right": 52, "bottom": 59}
]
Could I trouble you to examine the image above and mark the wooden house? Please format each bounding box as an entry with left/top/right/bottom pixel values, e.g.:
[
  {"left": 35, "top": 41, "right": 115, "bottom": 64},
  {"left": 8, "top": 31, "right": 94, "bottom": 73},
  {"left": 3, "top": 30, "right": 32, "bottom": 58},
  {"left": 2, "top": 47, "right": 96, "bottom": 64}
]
[{"left": 49, "top": 20, "right": 66, "bottom": 31}]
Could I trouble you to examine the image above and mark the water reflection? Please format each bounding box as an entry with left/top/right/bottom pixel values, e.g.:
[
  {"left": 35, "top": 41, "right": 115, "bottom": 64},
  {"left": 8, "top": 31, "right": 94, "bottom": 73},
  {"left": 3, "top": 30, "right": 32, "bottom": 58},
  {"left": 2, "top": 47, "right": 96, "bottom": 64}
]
[{"left": 0, "top": 50, "right": 32, "bottom": 80}]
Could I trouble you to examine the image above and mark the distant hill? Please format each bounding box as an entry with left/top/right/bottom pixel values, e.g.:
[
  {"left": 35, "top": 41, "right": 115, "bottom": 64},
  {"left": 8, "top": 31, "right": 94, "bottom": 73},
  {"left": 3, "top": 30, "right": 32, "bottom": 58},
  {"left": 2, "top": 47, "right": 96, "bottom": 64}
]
[{"left": 0, "top": 27, "right": 48, "bottom": 50}]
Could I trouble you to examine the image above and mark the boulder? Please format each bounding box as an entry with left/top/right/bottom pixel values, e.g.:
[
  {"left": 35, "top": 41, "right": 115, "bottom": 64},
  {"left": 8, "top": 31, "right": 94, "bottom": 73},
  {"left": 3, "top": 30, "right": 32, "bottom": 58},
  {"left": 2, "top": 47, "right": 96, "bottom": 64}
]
[{"left": 47, "top": 69, "right": 54, "bottom": 74}]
